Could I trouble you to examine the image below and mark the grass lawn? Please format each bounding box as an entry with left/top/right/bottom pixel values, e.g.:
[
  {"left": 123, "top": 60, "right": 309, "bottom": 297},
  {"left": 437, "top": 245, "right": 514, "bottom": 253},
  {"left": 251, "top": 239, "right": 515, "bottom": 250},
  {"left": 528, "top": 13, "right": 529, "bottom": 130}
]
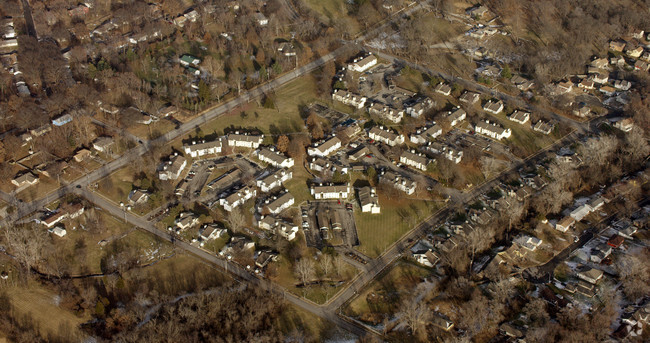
[
  {"left": 127, "top": 119, "right": 177, "bottom": 140},
  {"left": 487, "top": 113, "right": 560, "bottom": 158},
  {"left": 96, "top": 165, "right": 165, "bottom": 215},
  {"left": 355, "top": 195, "right": 437, "bottom": 258},
  {"left": 197, "top": 75, "right": 318, "bottom": 139},
  {"left": 5, "top": 283, "right": 88, "bottom": 341},
  {"left": 302, "top": 0, "right": 361, "bottom": 36},
  {"left": 16, "top": 175, "right": 60, "bottom": 203},
  {"left": 284, "top": 164, "right": 313, "bottom": 206},
  {"left": 345, "top": 261, "right": 429, "bottom": 321}
]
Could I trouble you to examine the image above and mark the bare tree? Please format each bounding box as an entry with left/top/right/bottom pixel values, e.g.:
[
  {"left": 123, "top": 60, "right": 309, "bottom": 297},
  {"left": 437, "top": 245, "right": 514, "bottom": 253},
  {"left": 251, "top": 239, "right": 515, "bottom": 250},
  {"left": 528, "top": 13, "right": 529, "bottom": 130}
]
[
  {"left": 319, "top": 254, "right": 332, "bottom": 278},
  {"left": 226, "top": 209, "right": 246, "bottom": 233},
  {"left": 333, "top": 255, "right": 345, "bottom": 277},
  {"left": 398, "top": 295, "right": 430, "bottom": 336},
  {"left": 295, "top": 258, "right": 315, "bottom": 287},
  {"left": 480, "top": 156, "right": 506, "bottom": 179},
  {"left": 4, "top": 224, "right": 49, "bottom": 272},
  {"left": 465, "top": 227, "right": 494, "bottom": 268}
]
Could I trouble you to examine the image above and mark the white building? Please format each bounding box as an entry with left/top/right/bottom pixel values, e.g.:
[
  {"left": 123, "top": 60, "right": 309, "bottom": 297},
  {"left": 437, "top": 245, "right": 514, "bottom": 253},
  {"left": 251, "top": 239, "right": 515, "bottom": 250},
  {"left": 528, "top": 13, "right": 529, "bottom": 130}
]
[
  {"left": 331, "top": 89, "right": 367, "bottom": 109},
  {"left": 368, "top": 126, "right": 404, "bottom": 146},
  {"left": 405, "top": 98, "right": 434, "bottom": 118},
  {"left": 380, "top": 171, "right": 416, "bottom": 195},
  {"left": 358, "top": 187, "right": 380, "bottom": 214},
  {"left": 200, "top": 223, "right": 226, "bottom": 241},
  {"left": 474, "top": 120, "right": 511, "bottom": 140},
  {"left": 183, "top": 139, "right": 224, "bottom": 158},
  {"left": 400, "top": 150, "right": 429, "bottom": 171},
  {"left": 158, "top": 154, "right": 187, "bottom": 180},
  {"left": 220, "top": 186, "right": 257, "bottom": 212},
  {"left": 410, "top": 123, "right": 442, "bottom": 144},
  {"left": 447, "top": 107, "right": 466, "bottom": 127},
  {"left": 261, "top": 191, "right": 295, "bottom": 215},
  {"left": 257, "top": 168, "right": 292, "bottom": 193},
  {"left": 483, "top": 100, "right": 504, "bottom": 114},
  {"left": 347, "top": 53, "right": 377, "bottom": 72},
  {"left": 368, "top": 102, "right": 403, "bottom": 123},
  {"left": 508, "top": 110, "right": 530, "bottom": 125},
  {"left": 310, "top": 184, "right": 350, "bottom": 199},
  {"left": 307, "top": 136, "right": 342, "bottom": 157},
  {"left": 256, "top": 148, "right": 294, "bottom": 168},
  {"left": 227, "top": 132, "right": 263, "bottom": 149}
]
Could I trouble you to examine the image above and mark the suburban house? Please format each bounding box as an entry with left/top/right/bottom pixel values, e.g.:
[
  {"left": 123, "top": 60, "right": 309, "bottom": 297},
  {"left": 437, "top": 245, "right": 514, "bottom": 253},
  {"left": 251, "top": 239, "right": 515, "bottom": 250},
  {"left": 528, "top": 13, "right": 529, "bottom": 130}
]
[
  {"left": 626, "top": 45, "right": 644, "bottom": 58},
  {"left": 254, "top": 250, "right": 279, "bottom": 268},
  {"left": 368, "top": 126, "right": 404, "bottom": 146},
  {"left": 199, "top": 223, "right": 226, "bottom": 241},
  {"left": 309, "top": 157, "right": 348, "bottom": 175},
  {"left": 256, "top": 148, "right": 294, "bottom": 168},
  {"left": 474, "top": 120, "right": 511, "bottom": 140},
  {"left": 331, "top": 89, "right": 367, "bottom": 109},
  {"left": 483, "top": 100, "right": 504, "bottom": 114},
  {"left": 508, "top": 110, "right": 530, "bottom": 125},
  {"left": 577, "top": 267, "right": 604, "bottom": 284},
  {"left": 183, "top": 139, "right": 224, "bottom": 158},
  {"left": 310, "top": 183, "right": 350, "bottom": 199},
  {"left": 257, "top": 168, "right": 292, "bottom": 193},
  {"left": 179, "top": 54, "right": 200, "bottom": 67},
  {"left": 405, "top": 97, "right": 434, "bottom": 118},
  {"left": 368, "top": 102, "right": 403, "bottom": 123},
  {"left": 447, "top": 107, "right": 467, "bottom": 127},
  {"left": 254, "top": 12, "right": 268, "bottom": 26},
  {"left": 411, "top": 240, "right": 437, "bottom": 267},
  {"left": 432, "top": 314, "right": 454, "bottom": 332},
  {"left": 307, "top": 136, "right": 342, "bottom": 157},
  {"left": 158, "top": 154, "right": 187, "bottom": 181},
  {"left": 261, "top": 191, "right": 295, "bottom": 215},
  {"left": 206, "top": 168, "right": 241, "bottom": 191},
  {"left": 73, "top": 149, "right": 91, "bottom": 162},
  {"left": 348, "top": 145, "right": 370, "bottom": 161},
  {"left": 570, "top": 204, "right": 591, "bottom": 221},
  {"left": 607, "top": 234, "right": 624, "bottom": 249},
  {"left": 347, "top": 53, "right": 377, "bottom": 72},
  {"left": 557, "top": 81, "right": 573, "bottom": 93},
  {"left": 590, "top": 243, "right": 612, "bottom": 263},
  {"left": 12, "top": 172, "right": 38, "bottom": 188},
  {"left": 277, "top": 42, "right": 296, "bottom": 56},
  {"left": 614, "top": 118, "right": 635, "bottom": 132},
  {"left": 227, "top": 132, "right": 263, "bottom": 149},
  {"left": 220, "top": 186, "right": 257, "bottom": 211},
  {"left": 590, "top": 57, "right": 609, "bottom": 69},
  {"left": 609, "top": 40, "right": 626, "bottom": 52},
  {"left": 555, "top": 216, "right": 576, "bottom": 232},
  {"left": 92, "top": 136, "right": 114, "bottom": 153},
  {"left": 380, "top": 170, "right": 416, "bottom": 195},
  {"left": 592, "top": 72, "right": 609, "bottom": 84},
  {"left": 634, "top": 59, "right": 650, "bottom": 71},
  {"left": 426, "top": 142, "right": 463, "bottom": 164},
  {"left": 409, "top": 123, "right": 442, "bottom": 144},
  {"left": 221, "top": 236, "right": 255, "bottom": 256},
  {"left": 578, "top": 79, "right": 595, "bottom": 90},
  {"left": 175, "top": 212, "right": 199, "bottom": 231},
  {"left": 467, "top": 5, "right": 488, "bottom": 17},
  {"left": 50, "top": 227, "right": 67, "bottom": 237},
  {"left": 277, "top": 222, "right": 299, "bottom": 241},
  {"left": 514, "top": 235, "right": 543, "bottom": 251},
  {"left": 459, "top": 91, "right": 480, "bottom": 105},
  {"left": 41, "top": 211, "right": 67, "bottom": 228},
  {"left": 600, "top": 85, "right": 617, "bottom": 96},
  {"left": 399, "top": 150, "right": 429, "bottom": 171},
  {"left": 128, "top": 189, "right": 149, "bottom": 205},
  {"left": 511, "top": 75, "right": 535, "bottom": 91},
  {"left": 588, "top": 197, "right": 605, "bottom": 212},
  {"left": 358, "top": 187, "right": 380, "bottom": 214},
  {"left": 533, "top": 120, "right": 554, "bottom": 135},
  {"left": 30, "top": 124, "right": 51, "bottom": 137},
  {"left": 434, "top": 83, "right": 452, "bottom": 96},
  {"left": 613, "top": 80, "right": 632, "bottom": 91},
  {"left": 52, "top": 114, "right": 73, "bottom": 126}
]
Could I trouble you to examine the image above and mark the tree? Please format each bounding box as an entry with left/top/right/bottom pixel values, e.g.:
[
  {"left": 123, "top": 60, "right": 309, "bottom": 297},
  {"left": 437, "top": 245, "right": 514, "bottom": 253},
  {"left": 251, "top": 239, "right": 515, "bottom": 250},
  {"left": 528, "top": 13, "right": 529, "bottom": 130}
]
[
  {"left": 319, "top": 254, "right": 332, "bottom": 278},
  {"left": 225, "top": 209, "right": 246, "bottom": 233},
  {"left": 4, "top": 224, "right": 49, "bottom": 272},
  {"left": 465, "top": 227, "right": 494, "bottom": 268},
  {"left": 334, "top": 255, "right": 345, "bottom": 277},
  {"left": 295, "top": 258, "right": 315, "bottom": 287},
  {"left": 398, "top": 295, "right": 429, "bottom": 336},
  {"left": 479, "top": 156, "right": 505, "bottom": 179},
  {"left": 276, "top": 135, "right": 289, "bottom": 153}
]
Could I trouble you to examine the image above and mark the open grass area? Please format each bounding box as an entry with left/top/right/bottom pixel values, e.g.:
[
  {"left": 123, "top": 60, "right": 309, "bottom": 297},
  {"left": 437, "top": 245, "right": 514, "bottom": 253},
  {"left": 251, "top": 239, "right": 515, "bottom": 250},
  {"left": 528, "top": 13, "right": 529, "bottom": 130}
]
[
  {"left": 96, "top": 165, "right": 165, "bottom": 215},
  {"left": 345, "top": 261, "right": 429, "bottom": 322},
  {"left": 355, "top": 196, "right": 437, "bottom": 258},
  {"left": 302, "top": 0, "right": 361, "bottom": 35},
  {"left": 127, "top": 119, "right": 177, "bottom": 140},
  {"left": 4, "top": 283, "right": 88, "bottom": 340},
  {"left": 284, "top": 164, "right": 313, "bottom": 206},
  {"left": 15, "top": 175, "right": 60, "bottom": 203},
  {"left": 197, "top": 75, "right": 318, "bottom": 139},
  {"left": 486, "top": 113, "right": 561, "bottom": 158}
]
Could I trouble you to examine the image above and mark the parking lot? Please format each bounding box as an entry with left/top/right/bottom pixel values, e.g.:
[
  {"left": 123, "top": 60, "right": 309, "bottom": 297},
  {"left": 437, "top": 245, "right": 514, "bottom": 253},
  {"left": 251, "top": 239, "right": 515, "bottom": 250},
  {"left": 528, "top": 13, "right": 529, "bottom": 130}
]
[{"left": 301, "top": 201, "right": 359, "bottom": 249}]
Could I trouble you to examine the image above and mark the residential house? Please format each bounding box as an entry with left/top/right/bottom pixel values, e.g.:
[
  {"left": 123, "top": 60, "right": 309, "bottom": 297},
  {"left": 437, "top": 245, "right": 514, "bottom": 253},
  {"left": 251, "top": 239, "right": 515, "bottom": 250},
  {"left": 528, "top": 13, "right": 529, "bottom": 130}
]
[
  {"left": 611, "top": 56, "right": 626, "bottom": 66},
  {"left": 367, "top": 102, "right": 403, "bottom": 123},
  {"left": 380, "top": 170, "right": 416, "bottom": 195},
  {"left": 573, "top": 105, "right": 591, "bottom": 118},
  {"left": 175, "top": 212, "right": 199, "bottom": 231},
  {"left": 52, "top": 114, "right": 73, "bottom": 126},
  {"left": 92, "top": 136, "right": 114, "bottom": 153},
  {"left": 409, "top": 123, "right": 442, "bottom": 144},
  {"left": 411, "top": 240, "right": 437, "bottom": 267},
  {"left": 348, "top": 145, "right": 370, "bottom": 161},
  {"left": 434, "top": 83, "right": 452, "bottom": 96},
  {"left": 227, "top": 132, "right": 263, "bottom": 149},
  {"left": 41, "top": 211, "right": 67, "bottom": 228},
  {"left": 634, "top": 59, "right": 650, "bottom": 71},
  {"left": 179, "top": 54, "right": 200, "bottom": 67},
  {"left": 431, "top": 314, "right": 454, "bottom": 331},
  {"left": 614, "top": 118, "right": 635, "bottom": 132},
  {"left": 257, "top": 168, "right": 292, "bottom": 193},
  {"left": 307, "top": 136, "right": 342, "bottom": 157},
  {"left": 426, "top": 142, "right": 463, "bottom": 164},
  {"left": 254, "top": 12, "right": 268, "bottom": 26},
  {"left": 368, "top": 126, "right": 404, "bottom": 146},
  {"left": 310, "top": 183, "right": 350, "bottom": 199},
  {"left": 474, "top": 120, "right": 511, "bottom": 140},
  {"left": 590, "top": 244, "right": 612, "bottom": 263},
  {"left": 30, "top": 124, "right": 51, "bottom": 137},
  {"left": 600, "top": 86, "right": 617, "bottom": 96},
  {"left": 331, "top": 89, "right": 367, "bottom": 109},
  {"left": 67, "top": 203, "right": 85, "bottom": 219},
  {"left": 468, "top": 5, "right": 488, "bottom": 18},
  {"left": 220, "top": 186, "right": 256, "bottom": 211},
  {"left": 158, "top": 154, "right": 187, "bottom": 181},
  {"left": 261, "top": 191, "right": 295, "bottom": 215},
  {"left": 483, "top": 100, "right": 504, "bottom": 114},
  {"left": 590, "top": 57, "right": 609, "bottom": 70},
  {"left": 12, "top": 172, "right": 38, "bottom": 188},
  {"left": 609, "top": 40, "right": 626, "bottom": 52},
  {"left": 577, "top": 267, "right": 604, "bottom": 284},
  {"left": 514, "top": 235, "right": 543, "bottom": 251},
  {"left": 557, "top": 81, "right": 574, "bottom": 94},
  {"left": 399, "top": 150, "right": 429, "bottom": 171},
  {"left": 607, "top": 234, "right": 624, "bottom": 249},
  {"left": 578, "top": 79, "right": 595, "bottom": 90},
  {"left": 221, "top": 236, "right": 255, "bottom": 256},
  {"left": 277, "top": 42, "right": 296, "bottom": 56},
  {"left": 256, "top": 148, "right": 294, "bottom": 168},
  {"left": 508, "top": 110, "right": 530, "bottom": 125},
  {"left": 254, "top": 250, "right": 278, "bottom": 268},
  {"left": 358, "top": 187, "right": 380, "bottom": 214},
  {"left": 50, "top": 227, "right": 67, "bottom": 237},
  {"left": 128, "top": 189, "right": 149, "bottom": 205},
  {"left": 570, "top": 204, "right": 591, "bottom": 221},
  {"left": 277, "top": 222, "right": 298, "bottom": 241},
  {"left": 447, "top": 107, "right": 467, "bottom": 127},
  {"left": 347, "top": 53, "right": 377, "bottom": 72},
  {"left": 73, "top": 149, "right": 91, "bottom": 162},
  {"left": 555, "top": 216, "right": 575, "bottom": 232},
  {"left": 199, "top": 223, "right": 226, "bottom": 241},
  {"left": 459, "top": 91, "right": 480, "bottom": 105},
  {"left": 613, "top": 80, "right": 632, "bottom": 91},
  {"left": 592, "top": 72, "right": 609, "bottom": 84},
  {"left": 588, "top": 197, "right": 605, "bottom": 212},
  {"left": 309, "top": 157, "right": 348, "bottom": 175},
  {"left": 184, "top": 9, "right": 199, "bottom": 22},
  {"left": 206, "top": 168, "right": 241, "bottom": 191},
  {"left": 532, "top": 120, "right": 554, "bottom": 135},
  {"left": 511, "top": 75, "right": 534, "bottom": 91},
  {"left": 626, "top": 45, "right": 644, "bottom": 58},
  {"left": 183, "top": 139, "right": 224, "bottom": 158}
]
